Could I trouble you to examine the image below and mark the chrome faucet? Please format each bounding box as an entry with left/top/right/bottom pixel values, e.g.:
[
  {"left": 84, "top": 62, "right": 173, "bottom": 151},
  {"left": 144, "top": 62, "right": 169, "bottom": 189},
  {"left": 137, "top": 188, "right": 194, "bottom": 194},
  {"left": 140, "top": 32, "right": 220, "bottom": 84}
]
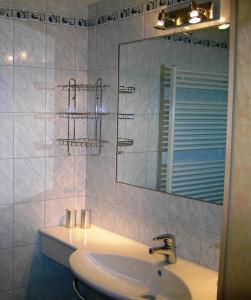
[{"left": 149, "top": 233, "right": 177, "bottom": 264}]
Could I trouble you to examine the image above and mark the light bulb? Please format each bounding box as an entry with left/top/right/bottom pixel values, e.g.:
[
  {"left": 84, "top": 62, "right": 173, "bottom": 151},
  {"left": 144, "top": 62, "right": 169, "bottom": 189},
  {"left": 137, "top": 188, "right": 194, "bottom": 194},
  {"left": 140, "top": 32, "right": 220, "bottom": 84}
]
[
  {"left": 189, "top": 16, "right": 201, "bottom": 24},
  {"left": 218, "top": 23, "right": 230, "bottom": 30},
  {"left": 190, "top": 9, "right": 199, "bottom": 18},
  {"left": 156, "top": 19, "right": 164, "bottom": 27},
  {"left": 155, "top": 11, "right": 165, "bottom": 28}
]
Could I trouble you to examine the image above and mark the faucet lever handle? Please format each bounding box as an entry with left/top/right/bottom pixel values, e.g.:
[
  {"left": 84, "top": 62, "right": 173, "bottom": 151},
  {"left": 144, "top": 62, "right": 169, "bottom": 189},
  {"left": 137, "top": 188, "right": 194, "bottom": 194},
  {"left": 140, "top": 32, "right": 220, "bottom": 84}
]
[{"left": 153, "top": 233, "right": 175, "bottom": 242}]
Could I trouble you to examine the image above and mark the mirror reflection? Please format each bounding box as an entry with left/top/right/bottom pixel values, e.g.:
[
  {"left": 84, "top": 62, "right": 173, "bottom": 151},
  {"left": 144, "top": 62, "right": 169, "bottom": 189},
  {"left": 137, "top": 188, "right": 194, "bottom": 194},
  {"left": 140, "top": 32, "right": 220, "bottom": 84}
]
[{"left": 117, "top": 27, "right": 229, "bottom": 205}]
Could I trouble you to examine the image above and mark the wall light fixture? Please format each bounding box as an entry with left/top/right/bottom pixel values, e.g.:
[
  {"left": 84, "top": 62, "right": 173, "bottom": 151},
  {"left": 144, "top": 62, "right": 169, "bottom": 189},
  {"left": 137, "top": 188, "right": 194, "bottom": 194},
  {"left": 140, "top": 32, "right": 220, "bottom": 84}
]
[{"left": 154, "top": 1, "right": 214, "bottom": 30}]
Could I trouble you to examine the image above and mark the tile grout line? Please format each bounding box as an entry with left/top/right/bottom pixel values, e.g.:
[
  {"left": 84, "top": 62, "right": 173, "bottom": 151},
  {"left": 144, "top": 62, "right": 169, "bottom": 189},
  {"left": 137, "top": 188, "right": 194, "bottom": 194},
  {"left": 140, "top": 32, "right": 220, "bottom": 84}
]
[{"left": 12, "top": 8, "right": 15, "bottom": 294}]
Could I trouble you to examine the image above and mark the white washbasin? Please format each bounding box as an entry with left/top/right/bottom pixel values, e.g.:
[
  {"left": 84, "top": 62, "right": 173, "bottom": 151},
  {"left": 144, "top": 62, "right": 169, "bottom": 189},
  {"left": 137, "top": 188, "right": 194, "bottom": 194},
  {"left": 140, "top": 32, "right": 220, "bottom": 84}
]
[{"left": 70, "top": 251, "right": 192, "bottom": 300}]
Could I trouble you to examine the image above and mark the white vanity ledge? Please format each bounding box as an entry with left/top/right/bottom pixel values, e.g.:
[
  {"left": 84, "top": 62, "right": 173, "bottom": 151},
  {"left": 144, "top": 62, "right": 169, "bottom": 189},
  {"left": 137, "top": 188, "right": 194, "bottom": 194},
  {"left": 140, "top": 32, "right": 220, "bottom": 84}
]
[{"left": 39, "top": 226, "right": 218, "bottom": 300}]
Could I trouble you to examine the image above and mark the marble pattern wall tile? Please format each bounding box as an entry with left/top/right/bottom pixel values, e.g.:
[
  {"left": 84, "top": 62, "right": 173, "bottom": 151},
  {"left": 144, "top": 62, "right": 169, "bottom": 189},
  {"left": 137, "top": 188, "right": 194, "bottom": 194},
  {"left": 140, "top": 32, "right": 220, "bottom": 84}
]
[
  {"left": 87, "top": 28, "right": 97, "bottom": 71},
  {"left": 0, "top": 205, "right": 13, "bottom": 250},
  {"left": 45, "top": 156, "right": 74, "bottom": 200},
  {"left": 146, "top": 151, "right": 158, "bottom": 189},
  {"left": 93, "top": 157, "right": 116, "bottom": 203},
  {"left": 85, "top": 196, "right": 93, "bottom": 210},
  {"left": 0, "top": 0, "right": 13, "bottom": 7},
  {"left": 92, "top": 198, "right": 115, "bottom": 231},
  {"left": 96, "top": 23, "right": 118, "bottom": 70},
  {"left": 14, "top": 21, "right": 46, "bottom": 68},
  {"left": 14, "top": 113, "right": 45, "bottom": 158},
  {"left": 88, "top": 3, "right": 97, "bottom": 18},
  {"left": 15, "top": 0, "right": 46, "bottom": 11},
  {"left": 116, "top": 182, "right": 140, "bottom": 211},
  {"left": 114, "top": 208, "right": 139, "bottom": 240},
  {"left": 47, "top": 0, "right": 76, "bottom": 17},
  {"left": 123, "top": 152, "right": 147, "bottom": 187},
  {"left": 168, "top": 195, "right": 204, "bottom": 228},
  {"left": 76, "top": 29, "right": 88, "bottom": 71},
  {"left": 45, "top": 198, "right": 73, "bottom": 227},
  {"left": 191, "top": 44, "right": 212, "bottom": 72},
  {"left": 139, "top": 188, "right": 169, "bottom": 220},
  {"left": 14, "top": 201, "right": 44, "bottom": 246},
  {"left": 86, "top": 156, "right": 94, "bottom": 198},
  {"left": 149, "top": 39, "right": 172, "bottom": 76},
  {"left": 0, "top": 249, "right": 13, "bottom": 293},
  {"left": 14, "top": 67, "right": 45, "bottom": 113},
  {"left": 74, "top": 156, "right": 86, "bottom": 197},
  {"left": 200, "top": 231, "right": 220, "bottom": 271},
  {"left": 118, "top": 15, "right": 144, "bottom": 44},
  {"left": 46, "top": 25, "right": 76, "bottom": 70},
  {"left": 148, "top": 115, "right": 160, "bottom": 152},
  {"left": 0, "top": 159, "right": 13, "bottom": 205},
  {"left": 0, "top": 66, "right": 13, "bottom": 113},
  {"left": 126, "top": 75, "right": 150, "bottom": 114},
  {"left": 0, "top": 19, "right": 14, "bottom": 66},
  {"left": 149, "top": 76, "right": 161, "bottom": 114},
  {"left": 0, "top": 114, "right": 13, "bottom": 159},
  {"left": 75, "top": 0, "right": 88, "bottom": 18},
  {"left": 126, "top": 40, "right": 150, "bottom": 76},
  {"left": 203, "top": 203, "right": 222, "bottom": 234},
  {"left": 14, "top": 158, "right": 45, "bottom": 203},
  {"left": 172, "top": 42, "right": 192, "bottom": 70}
]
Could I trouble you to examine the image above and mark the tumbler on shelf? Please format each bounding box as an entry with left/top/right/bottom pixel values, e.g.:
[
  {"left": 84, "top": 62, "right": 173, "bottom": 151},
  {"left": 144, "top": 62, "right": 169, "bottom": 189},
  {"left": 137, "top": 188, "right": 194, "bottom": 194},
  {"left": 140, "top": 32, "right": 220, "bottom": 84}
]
[
  {"left": 66, "top": 208, "right": 76, "bottom": 228},
  {"left": 81, "top": 209, "right": 91, "bottom": 229}
]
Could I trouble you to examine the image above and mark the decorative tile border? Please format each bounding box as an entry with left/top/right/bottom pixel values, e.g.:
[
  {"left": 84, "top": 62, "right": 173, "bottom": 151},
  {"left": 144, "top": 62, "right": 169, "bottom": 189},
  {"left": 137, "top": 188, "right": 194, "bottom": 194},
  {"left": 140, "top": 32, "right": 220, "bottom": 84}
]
[
  {"left": 165, "top": 34, "right": 228, "bottom": 49},
  {"left": 0, "top": 6, "right": 87, "bottom": 28}
]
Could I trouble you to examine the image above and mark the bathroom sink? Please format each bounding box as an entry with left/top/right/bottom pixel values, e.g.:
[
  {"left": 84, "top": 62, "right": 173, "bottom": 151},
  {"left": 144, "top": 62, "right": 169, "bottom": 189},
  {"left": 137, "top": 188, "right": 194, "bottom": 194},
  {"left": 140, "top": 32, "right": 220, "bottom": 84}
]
[{"left": 70, "top": 251, "right": 192, "bottom": 300}]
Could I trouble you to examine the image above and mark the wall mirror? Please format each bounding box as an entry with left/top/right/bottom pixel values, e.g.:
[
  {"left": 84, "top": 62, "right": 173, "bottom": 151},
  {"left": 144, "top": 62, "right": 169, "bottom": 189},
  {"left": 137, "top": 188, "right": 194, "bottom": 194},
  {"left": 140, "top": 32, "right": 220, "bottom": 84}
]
[{"left": 117, "top": 27, "right": 229, "bottom": 205}]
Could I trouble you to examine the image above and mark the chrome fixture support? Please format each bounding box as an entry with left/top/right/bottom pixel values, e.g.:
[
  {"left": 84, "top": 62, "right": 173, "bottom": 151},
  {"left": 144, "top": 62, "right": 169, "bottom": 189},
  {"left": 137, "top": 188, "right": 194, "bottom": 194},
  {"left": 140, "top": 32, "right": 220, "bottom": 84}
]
[
  {"left": 95, "top": 78, "right": 103, "bottom": 155},
  {"left": 73, "top": 278, "right": 87, "bottom": 300},
  {"left": 67, "top": 78, "right": 77, "bottom": 155},
  {"left": 149, "top": 233, "right": 177, "bottom": 264}
]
